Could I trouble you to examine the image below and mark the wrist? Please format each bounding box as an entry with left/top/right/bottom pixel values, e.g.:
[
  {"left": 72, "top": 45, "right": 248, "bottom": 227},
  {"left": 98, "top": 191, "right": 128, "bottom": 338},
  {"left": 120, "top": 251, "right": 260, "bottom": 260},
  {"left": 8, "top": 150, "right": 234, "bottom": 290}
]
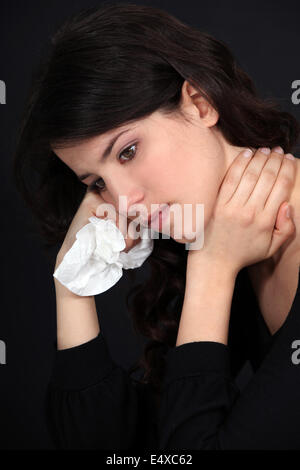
[
  {"left": 178, "top": 255, "right": 236, "bottom": 346},
  {"left": 54, "top": 257, "right": 77, "bottom": 299},
  {"left": 54, "top": 277, "right": 94, "bottom": 301},
  {"left": 187, "top": 251, "right": 238, "bottom": 283}
]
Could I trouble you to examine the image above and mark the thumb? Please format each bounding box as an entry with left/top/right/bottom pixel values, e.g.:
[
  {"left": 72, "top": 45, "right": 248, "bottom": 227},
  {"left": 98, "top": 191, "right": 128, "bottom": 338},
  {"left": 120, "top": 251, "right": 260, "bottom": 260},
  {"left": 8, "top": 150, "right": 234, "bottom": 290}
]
[{"left": 268, "top": 201, "right": 295, "bottom": 257}]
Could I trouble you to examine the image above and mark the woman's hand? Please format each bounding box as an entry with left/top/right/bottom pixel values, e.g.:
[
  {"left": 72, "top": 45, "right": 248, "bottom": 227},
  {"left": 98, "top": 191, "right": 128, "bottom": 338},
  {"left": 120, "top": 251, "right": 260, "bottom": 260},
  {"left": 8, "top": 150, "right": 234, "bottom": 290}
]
[
  {"left": 188, "top": 147, "right": 296, "bottom": 277},
  {"left": 56, "top": 188, "right": 141, "bottom": 266}
]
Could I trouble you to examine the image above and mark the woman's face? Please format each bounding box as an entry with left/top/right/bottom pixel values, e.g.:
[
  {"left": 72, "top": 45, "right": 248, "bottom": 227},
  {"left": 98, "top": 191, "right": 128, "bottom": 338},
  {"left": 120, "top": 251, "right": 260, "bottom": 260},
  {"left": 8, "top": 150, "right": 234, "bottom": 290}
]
[{"left": 52, "top": 82, "right": 245, "bottom": 244}]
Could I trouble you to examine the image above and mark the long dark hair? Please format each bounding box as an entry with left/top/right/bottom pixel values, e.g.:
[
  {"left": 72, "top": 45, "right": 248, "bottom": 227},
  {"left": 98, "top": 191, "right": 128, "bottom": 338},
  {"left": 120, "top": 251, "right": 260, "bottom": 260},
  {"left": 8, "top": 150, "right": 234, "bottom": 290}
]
[{"left": 13, "top": 1, "right": 300, "bottom": 402}]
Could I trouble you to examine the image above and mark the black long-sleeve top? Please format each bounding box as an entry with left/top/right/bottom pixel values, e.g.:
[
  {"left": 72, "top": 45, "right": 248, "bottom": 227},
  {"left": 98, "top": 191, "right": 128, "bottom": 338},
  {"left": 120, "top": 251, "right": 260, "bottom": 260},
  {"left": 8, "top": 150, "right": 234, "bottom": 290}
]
[{"left": 45, "top": 266, "right": 300, "bottom": 450}]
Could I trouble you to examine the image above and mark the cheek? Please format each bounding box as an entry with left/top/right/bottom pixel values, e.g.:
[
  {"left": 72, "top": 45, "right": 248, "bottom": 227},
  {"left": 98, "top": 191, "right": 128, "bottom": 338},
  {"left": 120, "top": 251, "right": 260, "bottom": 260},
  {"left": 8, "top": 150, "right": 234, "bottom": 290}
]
[
  {"left": 140, "top": 158, "right": 173, "bottom": 193},
  {"left": 177, "top": 158, "right": 221, "bottom": 204},
  {"left": 175, "top": 161, "right": 222, "bottom": 236}
]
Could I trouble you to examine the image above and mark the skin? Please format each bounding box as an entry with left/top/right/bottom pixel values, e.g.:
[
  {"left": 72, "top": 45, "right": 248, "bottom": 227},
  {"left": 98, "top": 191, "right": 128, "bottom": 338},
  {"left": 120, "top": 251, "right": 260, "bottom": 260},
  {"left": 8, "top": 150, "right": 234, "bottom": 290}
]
[
  {"left": 52, "top": 81, "right": 240, "bottom": 242},
  {"left": 52, "top": 79, "right": 300, "bottom": 333}
]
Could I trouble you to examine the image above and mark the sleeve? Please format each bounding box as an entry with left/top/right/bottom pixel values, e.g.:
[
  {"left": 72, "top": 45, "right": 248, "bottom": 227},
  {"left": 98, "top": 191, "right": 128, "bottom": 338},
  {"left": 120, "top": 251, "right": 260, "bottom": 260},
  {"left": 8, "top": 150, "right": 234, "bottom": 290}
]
[
  {"left": 157, "top": 284, "right": 300, "bottom": 450},
  {"left": 45, "top": 331, "right": 158, "bottom": 450}
]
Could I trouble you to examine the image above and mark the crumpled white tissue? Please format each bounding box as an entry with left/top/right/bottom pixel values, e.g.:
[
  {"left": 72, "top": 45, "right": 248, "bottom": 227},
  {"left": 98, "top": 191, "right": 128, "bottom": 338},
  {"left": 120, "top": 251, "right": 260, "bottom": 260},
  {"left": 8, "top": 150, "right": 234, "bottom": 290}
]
[{"left": 53, "top": 216, "right": 154, "bottom": 296}]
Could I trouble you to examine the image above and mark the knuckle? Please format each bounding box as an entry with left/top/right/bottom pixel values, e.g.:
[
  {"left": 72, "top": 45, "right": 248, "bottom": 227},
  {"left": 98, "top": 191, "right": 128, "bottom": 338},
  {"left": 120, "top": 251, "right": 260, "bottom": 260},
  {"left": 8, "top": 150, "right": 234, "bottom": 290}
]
[
  {"left": 262, "top": 167, "right": 277, "bottom": 181},
  {"left": 240, "top": 206, "right": 256, "bottom": 226},
  {"left": 244, "top": 169, "right": 258, "bottom": 183},
  {"left": 278, "top": 173, "right": 292, "bottom": 189},
  {"left": 225, "top": 169, "right": 239, "bottom": 187},
  {"left": 281, "top": 156, "right": 296, "bottom": 177},
  {"left": 221, "top": 204, "right": 235, "bottom": 219}
]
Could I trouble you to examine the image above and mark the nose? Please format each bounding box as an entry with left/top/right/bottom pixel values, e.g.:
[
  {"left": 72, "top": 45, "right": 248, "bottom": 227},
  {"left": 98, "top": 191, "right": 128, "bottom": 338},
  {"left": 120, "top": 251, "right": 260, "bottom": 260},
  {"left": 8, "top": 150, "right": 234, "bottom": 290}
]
[{"left": 105, "top": 184, "right": 146, "bottom": 220}]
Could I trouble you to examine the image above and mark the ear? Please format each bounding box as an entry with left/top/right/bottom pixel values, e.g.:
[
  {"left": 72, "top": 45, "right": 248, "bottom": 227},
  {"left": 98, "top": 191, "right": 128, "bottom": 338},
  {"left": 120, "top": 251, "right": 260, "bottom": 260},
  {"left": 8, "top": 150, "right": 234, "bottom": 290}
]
[{"left": 180, "top": 80, "right": 219, "bottom": 127}]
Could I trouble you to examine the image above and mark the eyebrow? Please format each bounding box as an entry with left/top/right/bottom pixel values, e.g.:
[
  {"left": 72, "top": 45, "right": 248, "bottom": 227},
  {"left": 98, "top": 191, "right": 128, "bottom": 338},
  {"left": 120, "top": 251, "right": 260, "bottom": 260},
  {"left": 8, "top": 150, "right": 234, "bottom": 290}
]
[{"left": 77, "top": 128, "right": 133, "bottom": 181}]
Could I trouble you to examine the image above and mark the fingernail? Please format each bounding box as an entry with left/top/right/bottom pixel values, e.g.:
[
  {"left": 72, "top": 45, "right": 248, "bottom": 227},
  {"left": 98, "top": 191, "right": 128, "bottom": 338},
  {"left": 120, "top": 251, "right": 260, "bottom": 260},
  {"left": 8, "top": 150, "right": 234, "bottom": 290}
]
[
  {"left": 285, "top": 205, "right": 290, "bottom": 218},
  {"left": 273, "top": 146, "right": 284, "bottom": 154},
  {"left": 259, "top": 147, "right": 271, "bottom": 155},
  {"left": 243, "top": 148, "right": 254, "bottom": 158},
  {"left": 285, "top": 153, "right": 295, "bottom": 160}
]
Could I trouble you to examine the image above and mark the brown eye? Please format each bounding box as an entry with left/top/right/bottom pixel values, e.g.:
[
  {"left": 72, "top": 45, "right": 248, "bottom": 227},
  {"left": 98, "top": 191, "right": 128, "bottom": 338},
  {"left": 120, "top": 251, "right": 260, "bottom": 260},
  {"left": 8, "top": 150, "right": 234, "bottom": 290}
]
[
  {"left": 94, "top": 178, "right": 105, "bottom": 190},
  {"left": 87, "top": 177, "right": 106, "bottom": 193},
  {"left": 89, "top": 142, "right": 138, "bottom": 193},
  {"left": 118, "top": 143, "right": 138, "bottom": 162}
]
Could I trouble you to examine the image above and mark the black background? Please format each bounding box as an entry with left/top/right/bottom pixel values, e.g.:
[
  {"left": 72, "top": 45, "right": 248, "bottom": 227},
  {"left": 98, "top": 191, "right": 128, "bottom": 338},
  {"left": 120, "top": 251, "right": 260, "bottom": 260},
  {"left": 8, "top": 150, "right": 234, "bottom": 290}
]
[{"left": 0, "top": 0, "right": 299, "bottom": 449}]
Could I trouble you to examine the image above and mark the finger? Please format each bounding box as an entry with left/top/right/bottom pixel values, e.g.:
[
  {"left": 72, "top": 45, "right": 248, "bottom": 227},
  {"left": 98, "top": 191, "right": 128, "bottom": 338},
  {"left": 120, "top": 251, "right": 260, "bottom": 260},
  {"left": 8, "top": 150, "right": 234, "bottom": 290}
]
[
  {"left": 245, "top": 148, "right": 284, "bottom": 209},
  {"left": 266, "top": 202, "right": 295, "bottom": 258},
  {"left": 263, "top": 154, "right": 296, "bottom": 220},
  {"left": 229, "top": 147, "right": 272, "bottom": 206},
  {"left": 217, "top": 147, "right": 256, "bottom": 203}
]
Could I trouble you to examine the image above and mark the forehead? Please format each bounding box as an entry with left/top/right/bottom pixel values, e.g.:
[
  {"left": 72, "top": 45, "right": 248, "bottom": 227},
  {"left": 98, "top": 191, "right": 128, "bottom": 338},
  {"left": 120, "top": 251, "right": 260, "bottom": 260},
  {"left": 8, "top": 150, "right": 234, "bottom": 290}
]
[
  {"left": 51, "top": 122, "right": 145, "bottom": 184},
  {"left": 52, "top": 110, "right": 178, "bottom": 167},
  {"left": 52, "top": 132, "right": 115, "bottom": 162}
]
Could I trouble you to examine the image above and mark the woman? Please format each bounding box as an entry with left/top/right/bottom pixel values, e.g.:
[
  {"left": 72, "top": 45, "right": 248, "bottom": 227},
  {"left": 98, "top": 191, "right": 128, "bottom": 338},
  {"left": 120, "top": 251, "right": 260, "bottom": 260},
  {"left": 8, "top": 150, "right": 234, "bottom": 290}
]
[{"left": 13, "top": 3, "right": 300, "bottom": 449}]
